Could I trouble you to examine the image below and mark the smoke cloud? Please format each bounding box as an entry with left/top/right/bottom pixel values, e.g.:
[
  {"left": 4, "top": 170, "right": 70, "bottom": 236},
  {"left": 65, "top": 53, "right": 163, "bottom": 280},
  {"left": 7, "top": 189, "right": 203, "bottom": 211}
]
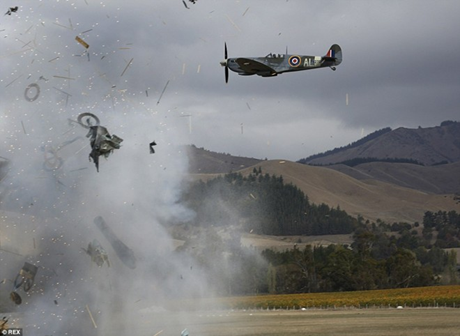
[{"left": 0, "top": 3, "right": 220, "bottom": 335}]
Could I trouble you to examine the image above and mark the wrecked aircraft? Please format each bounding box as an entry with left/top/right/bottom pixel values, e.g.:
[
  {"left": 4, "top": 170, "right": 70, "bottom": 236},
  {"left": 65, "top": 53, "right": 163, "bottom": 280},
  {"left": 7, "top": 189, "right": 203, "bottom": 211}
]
[{"left": 76, "top": 113, "right": 123, "bottom": 172}]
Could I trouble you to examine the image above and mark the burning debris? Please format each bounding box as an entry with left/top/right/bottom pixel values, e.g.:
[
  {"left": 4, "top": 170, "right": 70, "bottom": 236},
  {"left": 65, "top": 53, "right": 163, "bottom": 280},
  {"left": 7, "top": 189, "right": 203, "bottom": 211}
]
[{"left": 94, "top": 216, "right": 137, "bottom": 269}]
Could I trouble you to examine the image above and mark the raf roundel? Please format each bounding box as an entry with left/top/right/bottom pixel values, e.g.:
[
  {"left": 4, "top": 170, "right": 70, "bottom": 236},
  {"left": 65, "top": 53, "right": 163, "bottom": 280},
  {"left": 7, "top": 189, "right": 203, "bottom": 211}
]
[{"left": 288, "top": 55, "right": 301, "bottom": 67}]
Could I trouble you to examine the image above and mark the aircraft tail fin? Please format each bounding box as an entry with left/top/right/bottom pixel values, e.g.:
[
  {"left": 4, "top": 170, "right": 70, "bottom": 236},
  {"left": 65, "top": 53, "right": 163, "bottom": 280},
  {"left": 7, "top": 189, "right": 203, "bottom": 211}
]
[{"left": 325, "top": 44, "right": 342, "bottom": 66}]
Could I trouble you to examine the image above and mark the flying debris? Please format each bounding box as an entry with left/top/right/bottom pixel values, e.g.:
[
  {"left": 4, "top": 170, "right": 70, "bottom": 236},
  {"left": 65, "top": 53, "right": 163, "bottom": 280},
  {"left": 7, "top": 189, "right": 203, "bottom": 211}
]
[
  {"left": 76, "top": 112, "right": 100, "bottom": 128},
  {"left": 76, "top": 113, "right": 123, "bottom": 172},
  {"left": 120, "top": 58, "right": 134, "bottom": 77},
  {"left": 24, "top": 83, "right": 40, "bottom": 102},
  {"left": 94, "top": 216, "right": 137, "bottom": 269},
  {"left": 157, "top": 80, "right": 170, "bottom": 105},
  {"left": 86, "top": 304, "right": 98, "bottom": 329},
  {"left": 86, "top": 126, "right": 123, "bottom": 172},
  {"left": 9, "top": 292, "right": 21, "bottom": 305},
  {"left": 13, "top": 262, "right": 38, "bottom": 292},
  {"left": 4, "top": 6, "right": 18, "bottom": 15},
  {"left": 75, "top": 36, "right": 89, "bottom": 49},
  {"left": 149, "top": 141, "right": 157, "bottom": 154},
  {"left": 220, "top": 43, "right": 342, "bottom": 82},
  {"left": 0, "top": 317, "right": 8, "bottom": 332},
  {"left": 83, "top": 239, "right": 110, "bottom": 267},
  {"left": 182, "top": 0, "right": 197, "bottom": 7},
  {"left": 42, "top": 145, "right": 64, "bottom": 171},
  {"left": 10, "top": 262, "right": 38, "bottom": 305}
]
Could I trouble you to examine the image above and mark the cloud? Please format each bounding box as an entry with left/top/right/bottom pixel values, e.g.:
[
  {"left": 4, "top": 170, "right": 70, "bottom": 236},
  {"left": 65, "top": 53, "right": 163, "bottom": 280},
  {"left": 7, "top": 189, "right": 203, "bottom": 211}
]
[{"left": 3, "top": 1, "right": 459, "bottom": 161}]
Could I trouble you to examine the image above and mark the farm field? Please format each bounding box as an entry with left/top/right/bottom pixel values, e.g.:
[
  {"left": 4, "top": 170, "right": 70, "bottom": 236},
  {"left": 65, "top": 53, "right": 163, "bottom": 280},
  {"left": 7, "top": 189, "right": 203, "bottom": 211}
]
[
  {"left": 3, "top": 307, "right": 460, "bottom": 335},
  {"left": 3, "top": 286, "right": 460, "bottom": 335},
  {"left": 168, "top": 286, "right": 460, "bottom": 311},
  {"left": 100, "top": 308, "right": 460, "bottom": 336}
]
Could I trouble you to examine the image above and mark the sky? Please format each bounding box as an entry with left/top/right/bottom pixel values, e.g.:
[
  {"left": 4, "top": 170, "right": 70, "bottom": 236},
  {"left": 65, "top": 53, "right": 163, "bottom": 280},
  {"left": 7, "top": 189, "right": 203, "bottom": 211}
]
[{"left": 1, "top": 0, "right": 460, "bottom": 162}]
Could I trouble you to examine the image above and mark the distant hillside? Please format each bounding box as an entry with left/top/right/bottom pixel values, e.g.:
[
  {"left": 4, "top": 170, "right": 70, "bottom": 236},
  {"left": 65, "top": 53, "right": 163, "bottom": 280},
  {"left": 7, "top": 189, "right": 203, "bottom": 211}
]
[
  {"left": 185, "top": 145, "right": 263, "bottom": 174},
  {"left": 299, "top": 121, "right": 460, "bottom": 166},
  {"left": 326, "top": 161, "right": 460, "bottom": 195},
  {"left": 234, "top": 160, "right": 460, "bottom": 224},
  {"left": 184, "top": 122, "right": 460, "bottom": 223},
  {"left": 188, "top": 159, "right": 460, "bottom": 224},
  {"left": 298, "top": 127, "right": 392, "bottom": 164}
]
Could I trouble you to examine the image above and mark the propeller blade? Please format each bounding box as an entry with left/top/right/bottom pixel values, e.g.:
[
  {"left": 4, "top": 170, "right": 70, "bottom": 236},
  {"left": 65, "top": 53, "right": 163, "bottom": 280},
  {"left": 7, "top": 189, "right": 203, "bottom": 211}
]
[{"left": 224, "top": 42, "right": 229, "bottom": 83}]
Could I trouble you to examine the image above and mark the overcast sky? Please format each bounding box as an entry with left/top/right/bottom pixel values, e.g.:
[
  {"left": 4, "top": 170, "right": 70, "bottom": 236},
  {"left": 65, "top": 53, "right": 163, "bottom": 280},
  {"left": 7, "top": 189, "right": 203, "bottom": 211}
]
[{"left": 1, "top": 0, "right": 460, "bottom": 161}]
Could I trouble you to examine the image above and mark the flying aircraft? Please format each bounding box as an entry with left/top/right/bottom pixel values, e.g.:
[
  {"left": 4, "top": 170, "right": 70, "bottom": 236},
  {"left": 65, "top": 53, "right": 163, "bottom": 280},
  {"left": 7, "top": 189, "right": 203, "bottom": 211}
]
[{"left": 220, "top": 43, "right": 342, "bottom": 83}]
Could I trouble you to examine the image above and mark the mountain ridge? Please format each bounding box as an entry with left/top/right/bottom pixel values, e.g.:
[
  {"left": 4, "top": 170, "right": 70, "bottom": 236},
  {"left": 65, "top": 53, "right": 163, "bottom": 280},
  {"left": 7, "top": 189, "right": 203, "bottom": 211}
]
[
  {"left": 185, "top": 122, "right": 460, "bottom": 224},
  {"left": 299, "top": 121, "right": 460, "bottom": 166}
]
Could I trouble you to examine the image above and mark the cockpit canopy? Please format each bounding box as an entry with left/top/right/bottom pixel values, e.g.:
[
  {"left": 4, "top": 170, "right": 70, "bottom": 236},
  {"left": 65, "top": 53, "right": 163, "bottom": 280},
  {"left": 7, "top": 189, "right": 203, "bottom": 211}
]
[{"left": 266, "top": 53, "right": 284, "bottom": 59}]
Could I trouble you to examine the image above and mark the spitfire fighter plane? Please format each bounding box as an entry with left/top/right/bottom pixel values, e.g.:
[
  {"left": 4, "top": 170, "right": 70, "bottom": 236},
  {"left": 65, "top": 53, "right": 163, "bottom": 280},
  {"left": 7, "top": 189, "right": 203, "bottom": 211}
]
[{"left": 220, "top": 43, "right": 342, "bottom": 82}]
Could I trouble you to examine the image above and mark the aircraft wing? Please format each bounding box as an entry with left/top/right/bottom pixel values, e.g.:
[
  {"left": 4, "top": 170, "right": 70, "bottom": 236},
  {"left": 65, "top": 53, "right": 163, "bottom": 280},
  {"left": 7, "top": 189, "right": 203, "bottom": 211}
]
[{"left": 235, "top": 58, "right": 276, "bottom": 75}]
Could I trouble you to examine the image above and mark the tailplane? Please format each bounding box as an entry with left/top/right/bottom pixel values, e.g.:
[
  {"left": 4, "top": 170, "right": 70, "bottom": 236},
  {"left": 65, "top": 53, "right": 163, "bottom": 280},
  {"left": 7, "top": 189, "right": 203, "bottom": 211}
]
[{"left": 325, "top": 44, "right": 342, "bottom": 66}]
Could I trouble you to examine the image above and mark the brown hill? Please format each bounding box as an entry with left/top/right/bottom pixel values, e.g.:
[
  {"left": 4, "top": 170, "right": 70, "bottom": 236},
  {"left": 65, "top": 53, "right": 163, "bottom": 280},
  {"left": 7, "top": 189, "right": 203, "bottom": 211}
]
[
  {"left": 326, "top": 161, "right": 460, "bottom": 194},
  {"left": 304, "top": 122, "right": 460, "bottom": 166},
  {"left": 190, "top": 160, "right": 460, "bottom": 224},
  {"left": 186, "top": 145, "right": 263, "bottom": 174}
]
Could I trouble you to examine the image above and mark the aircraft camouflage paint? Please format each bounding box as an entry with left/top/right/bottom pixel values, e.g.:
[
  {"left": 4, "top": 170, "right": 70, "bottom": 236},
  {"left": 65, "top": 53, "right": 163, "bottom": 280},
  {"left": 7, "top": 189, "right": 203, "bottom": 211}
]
[{"left": 220, "top": 43, "right": 342, "bottom": 82}]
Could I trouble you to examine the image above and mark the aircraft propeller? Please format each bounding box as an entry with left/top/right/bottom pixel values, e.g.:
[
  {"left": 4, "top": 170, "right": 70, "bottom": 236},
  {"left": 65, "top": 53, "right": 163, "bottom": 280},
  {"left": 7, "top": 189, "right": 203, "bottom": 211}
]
[{"left": 220, "top": 42, "right": 229, "bottom": 83}]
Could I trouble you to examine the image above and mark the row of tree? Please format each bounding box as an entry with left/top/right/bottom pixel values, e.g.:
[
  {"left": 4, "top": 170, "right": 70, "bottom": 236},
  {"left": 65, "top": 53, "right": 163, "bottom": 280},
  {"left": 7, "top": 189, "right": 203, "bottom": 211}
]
[
  {"left": 182, "top": 170, "right": 355, "bottom": 235},
  {"left": 176, "top": 226, "right": 457, "bottom": 296},
  {"left": 423, "top": 210, "right": 460, "bottom": 247},
  {"left": 175, "top": 169, "right": 459, "bottom": 296}
]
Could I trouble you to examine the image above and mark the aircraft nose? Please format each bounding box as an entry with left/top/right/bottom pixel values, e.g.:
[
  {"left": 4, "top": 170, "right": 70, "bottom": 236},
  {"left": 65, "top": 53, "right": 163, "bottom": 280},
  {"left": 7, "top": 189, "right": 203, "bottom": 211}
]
[{"left": 220, "top": 60, "right": 227, "bottom": 67}]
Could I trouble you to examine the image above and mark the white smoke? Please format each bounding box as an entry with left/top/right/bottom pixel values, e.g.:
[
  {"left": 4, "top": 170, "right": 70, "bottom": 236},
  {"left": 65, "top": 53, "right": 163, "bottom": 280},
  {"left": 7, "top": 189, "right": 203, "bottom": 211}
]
[{"left": 0, "top": 3, "right": 219, "bottom": 334}]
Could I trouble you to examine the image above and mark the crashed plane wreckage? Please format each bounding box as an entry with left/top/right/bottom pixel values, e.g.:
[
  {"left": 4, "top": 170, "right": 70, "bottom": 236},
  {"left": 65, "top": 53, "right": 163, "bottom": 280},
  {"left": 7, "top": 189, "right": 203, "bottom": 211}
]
[
  {"left": 94, "top": 216, "right": 137, "bottom": 269},
  {"left": 75, "top": 113, "right": 123, "bottom": 172}
]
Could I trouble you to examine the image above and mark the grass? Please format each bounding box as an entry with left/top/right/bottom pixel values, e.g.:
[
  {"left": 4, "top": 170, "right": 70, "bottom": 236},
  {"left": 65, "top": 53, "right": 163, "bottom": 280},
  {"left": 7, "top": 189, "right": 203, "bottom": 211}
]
[{"left": 166, "top": 285, "right": 460, "bottom": 311}]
